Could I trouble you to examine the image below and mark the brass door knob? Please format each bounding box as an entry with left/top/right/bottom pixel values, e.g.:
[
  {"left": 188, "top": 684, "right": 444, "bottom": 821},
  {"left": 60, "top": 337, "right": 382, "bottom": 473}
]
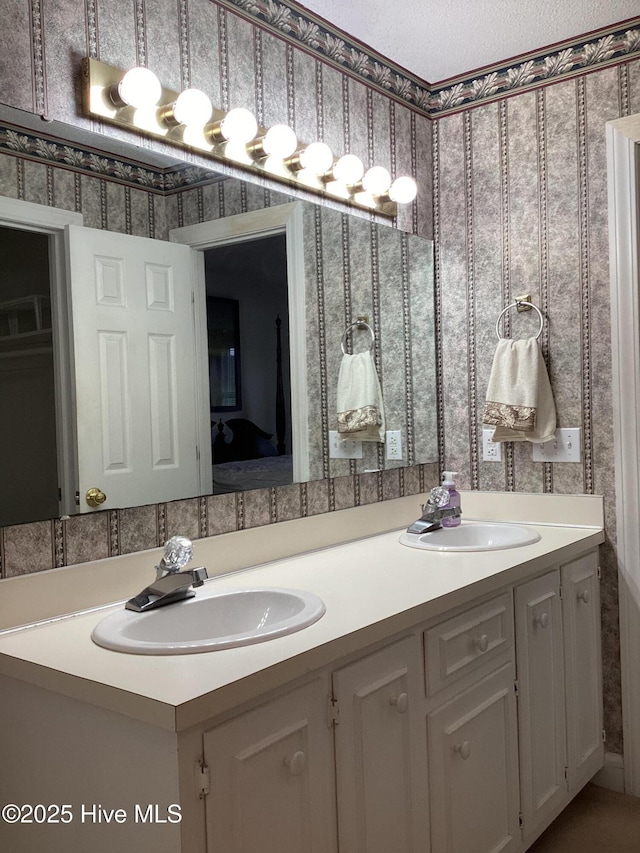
[{"left": 86, "top": 487, "right": 107, "bottom": 507}]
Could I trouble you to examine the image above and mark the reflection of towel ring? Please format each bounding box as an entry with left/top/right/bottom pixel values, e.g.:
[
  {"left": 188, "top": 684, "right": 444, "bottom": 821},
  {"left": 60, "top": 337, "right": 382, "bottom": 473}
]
[
  {"left": 341, "top": 320, "right": 375, "bottom": 354},
  {"left": 495, "top": 300, "right": 544, "bottom": 340}
]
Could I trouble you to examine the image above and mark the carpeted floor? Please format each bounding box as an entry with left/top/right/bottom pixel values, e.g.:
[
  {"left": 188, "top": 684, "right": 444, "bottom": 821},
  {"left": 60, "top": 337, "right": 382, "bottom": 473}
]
[{"left": 528, "top": 783, "right": 640, "bottom": 852}]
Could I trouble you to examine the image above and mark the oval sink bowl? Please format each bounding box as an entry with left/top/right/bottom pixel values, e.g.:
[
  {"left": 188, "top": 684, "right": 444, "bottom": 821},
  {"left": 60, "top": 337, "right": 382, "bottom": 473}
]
[
  {"left": 91, "top": 587, "right": 326, "bottom": 655},
  {"left": 399, "top": 521, "right": 541, "bottom": 552}
]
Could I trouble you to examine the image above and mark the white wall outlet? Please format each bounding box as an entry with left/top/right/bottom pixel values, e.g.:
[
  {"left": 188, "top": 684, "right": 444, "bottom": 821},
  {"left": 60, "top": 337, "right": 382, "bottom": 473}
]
[
  {"left": 482, "top": 428, "right": 502, "bottom": 462},
  {"left": 386, "top": 430, "right": 403, "bottom": 460},
  {"left": 532, "top": 428, "right": 582, "bottom": 463},
  {"left": 329, "top": 430, "right": 363, "bottom": 459}
]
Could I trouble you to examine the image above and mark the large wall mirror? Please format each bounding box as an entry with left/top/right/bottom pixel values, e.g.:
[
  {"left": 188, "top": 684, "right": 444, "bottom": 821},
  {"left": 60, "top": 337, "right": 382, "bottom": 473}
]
[{"left": 0, "top": 108, "right": 437, "bottom": 530}]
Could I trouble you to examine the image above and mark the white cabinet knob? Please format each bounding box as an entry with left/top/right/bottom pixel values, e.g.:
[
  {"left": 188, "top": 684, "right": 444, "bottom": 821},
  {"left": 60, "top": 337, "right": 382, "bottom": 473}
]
[
  {"left": 534, "top": 612, "right": 549, "bottom": 629},
  {"left": 284, "top": 751, "right": 306, "bottom": 776},
  {"left": 390, "top": 692, "right": 409, "bottom": 714},
  {"left": 473, "top": 634, "right": 489, "bottom": 653},
  {"left": 578, "top": 588, "right": 590, "bottom": 604},
  {"left": 453, "top": 741, "right": 471, "bottom": 760}
]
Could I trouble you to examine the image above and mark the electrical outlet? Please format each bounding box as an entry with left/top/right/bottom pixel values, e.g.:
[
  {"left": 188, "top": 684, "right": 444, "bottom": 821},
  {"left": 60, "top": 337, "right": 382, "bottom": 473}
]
[
  {"left": 532, "top": 428, "right": 582, "bottom": 463},
  {"left": 386, "top": 430, "right": 403, "bottom": 460},
  {"left": 329, "top": 430, "right": 363, "bottom": 459},
  {"left": 482, "top": 428, "right": 502, "bottom": 462}
]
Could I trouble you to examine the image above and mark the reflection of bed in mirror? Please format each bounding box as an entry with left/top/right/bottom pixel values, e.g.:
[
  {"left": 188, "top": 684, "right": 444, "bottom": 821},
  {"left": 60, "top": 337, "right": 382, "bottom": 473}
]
[{"left": 212, "top": 316, "right": 293, "bottom": 494}]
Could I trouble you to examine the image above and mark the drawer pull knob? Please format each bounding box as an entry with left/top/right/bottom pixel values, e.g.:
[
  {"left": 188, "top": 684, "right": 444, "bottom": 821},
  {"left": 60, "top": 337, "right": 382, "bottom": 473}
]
[
  {"left": 453, "top": 741, "right": 471, "bottom": 760},
  {"left": 534, "top": 612, "right": 549, "bottom": 629},
  {"left": 390, "top": 692, "right": 408, "bottom": 714},
  {"left": 474, "top": 634, "right": 489, "bottom": 653},
  {"left": 578, "top": 589, "right": 590, "bottom": 604},
  {"left": 284, "top": 751, "right": 306, "bottom": 776}
]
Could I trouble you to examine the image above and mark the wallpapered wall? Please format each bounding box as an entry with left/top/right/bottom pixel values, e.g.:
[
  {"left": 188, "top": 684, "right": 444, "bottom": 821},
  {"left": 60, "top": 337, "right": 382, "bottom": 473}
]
[
  {"left": 0, "top": 0, "right": 639, "bottom": 752},
  {"left": 434, "top": 60, "right": 640, "bottom": 755}
]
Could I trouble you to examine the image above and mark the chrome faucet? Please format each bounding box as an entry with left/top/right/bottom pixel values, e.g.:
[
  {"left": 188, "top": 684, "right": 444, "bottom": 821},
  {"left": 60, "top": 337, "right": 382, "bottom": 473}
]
[
  {"left": 406, "top": 486, "right": 462, "bottom": 534},
  {"left": 125, "top": 536, "right": 208, "bottom": 612}
]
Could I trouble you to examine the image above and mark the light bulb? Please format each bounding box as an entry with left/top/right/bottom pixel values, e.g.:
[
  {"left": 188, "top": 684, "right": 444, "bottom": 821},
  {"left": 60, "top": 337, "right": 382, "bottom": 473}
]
[
  {"left": 223, "top": 139, "right": 253, "bottom": 165},
  {"left": 299, "top": 142, "right": 333, "bottom": 175},
  {"left": 389, "top": 176, "right": 417, "bottom": 204},
  {"left": 172, "top": 88, "right": 212, "bottom": 127},
  {"left": 219, "top": 108, "right": 258, "bottom": 144},
  {"left": 296, "top": 167, "right": 323, "bottom": 188},
  {"left": 116, "top": 67, "right": 162, "bottom": 109},
  {"left": 362, "top": 166, "right": 391, "bottom": 195},
  {"left": 262, "top": 124, "right": 297, "bottom": 158},
  {"left": 332, "top": 154, "right": 364, "bottom": 184}
]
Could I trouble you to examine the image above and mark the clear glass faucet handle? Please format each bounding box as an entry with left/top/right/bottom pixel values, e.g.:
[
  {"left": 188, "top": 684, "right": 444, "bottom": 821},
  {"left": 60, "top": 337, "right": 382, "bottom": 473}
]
[
  {"left": 428, "top": 486, "right": 450, "bottom": 508},
  {"left": 161, "top": 536, "right": 194, "bottom": 571}
]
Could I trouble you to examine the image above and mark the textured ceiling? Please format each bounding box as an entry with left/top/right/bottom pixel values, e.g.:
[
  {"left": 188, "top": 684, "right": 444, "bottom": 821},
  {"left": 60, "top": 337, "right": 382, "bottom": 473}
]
[{"left": 297, "top": 0, "right": 640, "bottom": 82}]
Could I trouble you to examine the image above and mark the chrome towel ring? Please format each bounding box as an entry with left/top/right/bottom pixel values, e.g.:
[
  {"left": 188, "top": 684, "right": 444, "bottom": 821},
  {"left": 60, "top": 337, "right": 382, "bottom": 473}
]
[
  {"left": 495, "top": 299, "right": 544, "bottom": 340},
  {"left": 341, "top": 320, "right": 375, "bottom": 355}
]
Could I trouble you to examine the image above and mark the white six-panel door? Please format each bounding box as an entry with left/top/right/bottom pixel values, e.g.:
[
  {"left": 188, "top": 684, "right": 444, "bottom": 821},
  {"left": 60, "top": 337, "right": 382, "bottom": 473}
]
[{"left": 65, "top": 225, "right": 211, "bottom": 512}]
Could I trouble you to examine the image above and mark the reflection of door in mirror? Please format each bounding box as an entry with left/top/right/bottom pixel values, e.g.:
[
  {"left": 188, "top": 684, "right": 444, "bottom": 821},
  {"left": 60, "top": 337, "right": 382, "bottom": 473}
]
[
  {"left": 66, "top": 226, "right": 209, "bottom": 513},
  {"left": 0, "top": 226, "right": 58, "bottom": 527},
  {"left": 0, "top": 213, "right": 214, "bottom": 525},
  {"left": 204, "top": 235, "right": 294, "bottom": 495}
]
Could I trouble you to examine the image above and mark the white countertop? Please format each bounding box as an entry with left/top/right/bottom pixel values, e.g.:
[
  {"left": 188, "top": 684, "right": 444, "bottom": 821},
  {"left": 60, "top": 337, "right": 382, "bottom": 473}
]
[{"left": 0, "top": 495, "right": 604, "bottom": 733}]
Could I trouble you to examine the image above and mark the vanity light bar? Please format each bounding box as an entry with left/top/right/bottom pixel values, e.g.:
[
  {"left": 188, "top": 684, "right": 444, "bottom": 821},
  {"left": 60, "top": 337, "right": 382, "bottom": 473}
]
[{"left": 81, "top": 59, "right": 417, "bottom": 217}]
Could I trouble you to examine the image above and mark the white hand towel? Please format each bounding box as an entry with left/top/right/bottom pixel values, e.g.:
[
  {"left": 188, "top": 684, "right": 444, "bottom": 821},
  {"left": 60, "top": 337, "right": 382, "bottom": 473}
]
[
  {"left": 483, "top": 337, "right": 556, "bottom": 443},
  {"left": 337, "top": 351, "right": 385, "bottom": 442}
]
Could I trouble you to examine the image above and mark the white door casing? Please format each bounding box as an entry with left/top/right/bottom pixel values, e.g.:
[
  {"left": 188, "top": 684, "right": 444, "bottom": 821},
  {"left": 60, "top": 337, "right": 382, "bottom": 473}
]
[
  {"left": 65, "top": 225, "right": 211, "bottom": 512},
  {"left": 606, "top": 113, "right": 640, "bottom": 795}
]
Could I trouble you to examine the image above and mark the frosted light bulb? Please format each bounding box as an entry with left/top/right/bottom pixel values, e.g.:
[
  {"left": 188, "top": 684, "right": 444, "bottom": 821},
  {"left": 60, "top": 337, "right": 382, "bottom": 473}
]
[
  {"left": 362, "top": 166, "right": 391, "bottom": 195},
  {"left": 172, "top": 88, "right": 212, "bottom": 127},
  {"left": 296, "top": 167, "right": 323, "bottom": 187},
  {"left": 262, "top": 124, "right": 297, "bottom": 158},
  {"left": 389, "top": 176, "right": 417, "bottom": 204},
  {"left": 299, "top": 142, "right": 333, "bottom": 175},
  {"left": 220, "top": 108, "right": 258, "bottom": 144},
  {"left": 116, "top": 67, "right": 162, "bottom": 109},
  {"left": 332, "top": 154, "right": 364, "bottom": 184}
]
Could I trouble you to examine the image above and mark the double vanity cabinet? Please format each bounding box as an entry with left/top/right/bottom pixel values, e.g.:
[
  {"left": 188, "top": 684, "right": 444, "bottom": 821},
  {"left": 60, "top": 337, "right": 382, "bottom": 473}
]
[
  {"left": 0, "top": 495, "right": 604, "bottom": 853},
  {"left": 204, "top": 549, "right": 602, "bottom": 853}
]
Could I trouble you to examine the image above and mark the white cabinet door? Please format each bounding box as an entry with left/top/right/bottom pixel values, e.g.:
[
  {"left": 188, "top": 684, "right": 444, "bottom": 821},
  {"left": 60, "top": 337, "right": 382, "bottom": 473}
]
[
  {"left": 66, "top": 225, "right": 211, "bottom": 511},
  {"left": 427, "top": 663, "right": 520, "bottom": 853},
  {"left": 203, "top": 678, "right": 337, "bottom": 853},
  {"left": 515, "top": 570, "right": 567, "bottom": 839},
  {"left": 332, "top": 636, "right": 430, "bottom": 853},
  {"left": 562, "top": 551, "right": 604, "bottom": 791}
]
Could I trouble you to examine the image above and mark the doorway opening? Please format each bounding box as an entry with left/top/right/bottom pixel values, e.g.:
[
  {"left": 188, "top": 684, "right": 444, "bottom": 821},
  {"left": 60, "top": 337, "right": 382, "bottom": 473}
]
[
  {"left": 0, "top": 226, "right": 59, "bottom": 526},
  {"left": 204, "top": 234, "right": 294, "bottom": 494}
]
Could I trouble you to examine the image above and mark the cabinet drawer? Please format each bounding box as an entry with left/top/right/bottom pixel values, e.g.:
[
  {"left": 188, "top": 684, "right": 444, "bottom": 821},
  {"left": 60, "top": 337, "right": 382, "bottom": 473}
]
[{"left": 425, "top": 592, "right": 514, "bottom": 696}]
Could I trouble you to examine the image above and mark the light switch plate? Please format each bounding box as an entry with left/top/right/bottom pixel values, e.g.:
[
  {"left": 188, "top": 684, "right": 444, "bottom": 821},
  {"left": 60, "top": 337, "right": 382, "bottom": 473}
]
[
  {"left": 329, "top": 431, "right": 363, "bottom": 459},
  {"left": 532, "top": 428, "right": 582, "bottom": 463}
]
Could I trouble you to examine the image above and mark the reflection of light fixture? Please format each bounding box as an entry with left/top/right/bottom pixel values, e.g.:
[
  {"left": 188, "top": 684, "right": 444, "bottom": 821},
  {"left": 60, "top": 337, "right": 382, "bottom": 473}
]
[
  {"left": 248, "top": 124, "right": 297, "bottom": 159},
  {"left": 82, "top": 58, "right": 418, "bottom": 216},
  {"left": 206, "top": 107, "right": 258, "bottom": 144},
  {"left": 362, "top": 166, "right": 392, "bottom": 195},
  {"left": 160, "top": 88, "right": 213, "bottom": 128},
  {"left": 388, "top": 176, "right": 418, "bottom": 204},
  {"left": 332, "top": 154, "right": 364, "bottom": 185},
  {"left": 111, "top": 67, "right": 162, "bottom": 109}
]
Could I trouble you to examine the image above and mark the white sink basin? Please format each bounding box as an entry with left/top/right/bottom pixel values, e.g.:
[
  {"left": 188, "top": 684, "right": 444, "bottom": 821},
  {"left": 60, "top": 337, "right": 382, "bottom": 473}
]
[
  {"left": 399, "top": 520, "right": 541, "bottom": 552},
  {"left": 91, "top": 587, "right": 326, "bottom": 655}
]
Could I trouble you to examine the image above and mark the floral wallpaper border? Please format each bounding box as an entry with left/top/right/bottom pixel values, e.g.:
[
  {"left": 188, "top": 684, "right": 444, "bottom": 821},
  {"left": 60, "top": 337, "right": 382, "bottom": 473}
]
[
  {"left": 0, "top": 119, "right": 227, "bottom": 194},
  {"left": 218, "top": 0, "right": 640, "bottom": 117}
]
